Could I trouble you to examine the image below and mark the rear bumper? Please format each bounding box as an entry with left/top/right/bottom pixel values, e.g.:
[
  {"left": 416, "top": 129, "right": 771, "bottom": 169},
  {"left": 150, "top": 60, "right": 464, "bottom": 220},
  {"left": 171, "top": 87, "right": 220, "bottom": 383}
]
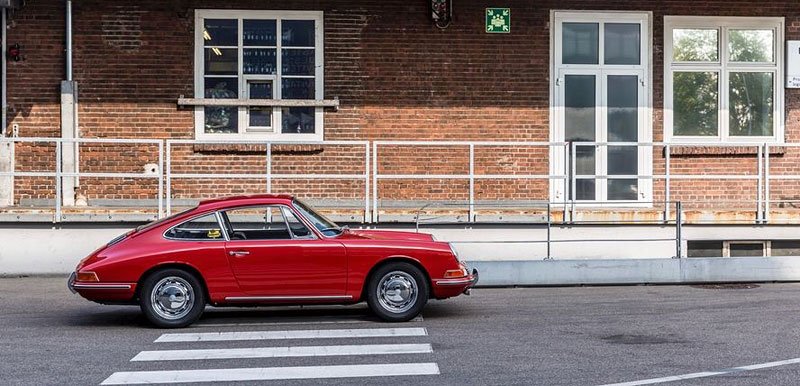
[{"left": 432, "top": 268, "right": 479, "bottom": 299}]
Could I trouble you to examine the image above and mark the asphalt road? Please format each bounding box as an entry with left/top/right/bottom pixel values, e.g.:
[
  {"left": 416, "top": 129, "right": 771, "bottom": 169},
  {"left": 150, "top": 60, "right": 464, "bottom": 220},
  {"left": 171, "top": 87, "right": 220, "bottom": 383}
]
[{"left": 3, "top": 277, "right": 800, "bottom": 385}]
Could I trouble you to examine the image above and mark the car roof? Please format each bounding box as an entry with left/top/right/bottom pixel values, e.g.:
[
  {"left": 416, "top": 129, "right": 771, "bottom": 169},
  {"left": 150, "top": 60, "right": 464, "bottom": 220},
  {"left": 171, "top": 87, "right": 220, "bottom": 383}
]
[{"left": 197, "top": 194, "right": 295, "bottom": 209}]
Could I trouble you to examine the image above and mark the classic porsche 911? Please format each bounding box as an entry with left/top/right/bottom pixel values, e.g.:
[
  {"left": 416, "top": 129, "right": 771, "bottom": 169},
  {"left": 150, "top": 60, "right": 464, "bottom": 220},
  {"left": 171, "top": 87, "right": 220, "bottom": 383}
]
[{"left": 68, "top": 194, "right": 478, "bottom": 328}]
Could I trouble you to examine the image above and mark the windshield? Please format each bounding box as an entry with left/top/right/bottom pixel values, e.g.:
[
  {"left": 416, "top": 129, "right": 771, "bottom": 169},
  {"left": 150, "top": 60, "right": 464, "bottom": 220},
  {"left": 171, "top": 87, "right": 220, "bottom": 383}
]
[{"left": 293, "top": 199, "right": 341, "bottom": 236}]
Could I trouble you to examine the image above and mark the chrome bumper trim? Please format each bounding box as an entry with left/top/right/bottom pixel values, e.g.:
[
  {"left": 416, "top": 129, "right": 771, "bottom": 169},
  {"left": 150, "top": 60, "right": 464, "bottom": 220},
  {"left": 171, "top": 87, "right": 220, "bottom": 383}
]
[
  {"left": 435, "top": 268, "right": 480, "bottom": 286},
  {"left": 71, "top": 283, "right": 132, "bottom": 290}
]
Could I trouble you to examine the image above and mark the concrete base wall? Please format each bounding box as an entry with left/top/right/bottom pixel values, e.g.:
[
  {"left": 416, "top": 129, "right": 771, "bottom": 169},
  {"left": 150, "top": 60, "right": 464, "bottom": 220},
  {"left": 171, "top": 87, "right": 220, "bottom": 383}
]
[{"left": 3, "top": 223, "right": 800, "bottom": 285}]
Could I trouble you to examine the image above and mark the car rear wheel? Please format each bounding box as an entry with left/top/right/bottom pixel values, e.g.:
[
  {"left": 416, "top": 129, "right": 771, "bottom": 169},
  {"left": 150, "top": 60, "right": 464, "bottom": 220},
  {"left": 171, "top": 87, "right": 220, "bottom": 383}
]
[
  {"left": 139, "top": 268, "right": 205, "bottom": 328},
  {"left": 367, "top": 262, "right": 428, "bottom": 322}
]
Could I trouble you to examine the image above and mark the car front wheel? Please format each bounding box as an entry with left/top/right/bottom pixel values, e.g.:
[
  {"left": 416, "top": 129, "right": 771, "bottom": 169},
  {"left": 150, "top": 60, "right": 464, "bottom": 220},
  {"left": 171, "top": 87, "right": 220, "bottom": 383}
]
[
  {"left": 139, "top": 268, "right": 205, "bottom": 328},
  {"left": 367, "top": 262, "right": 429, "bottom": 322}
]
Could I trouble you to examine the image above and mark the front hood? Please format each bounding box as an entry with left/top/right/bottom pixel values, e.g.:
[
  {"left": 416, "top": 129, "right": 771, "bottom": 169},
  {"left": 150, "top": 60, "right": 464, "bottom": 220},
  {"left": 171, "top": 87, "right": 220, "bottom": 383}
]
[{"left": 338, "top": 229, "right": 435, "bottom": 242}]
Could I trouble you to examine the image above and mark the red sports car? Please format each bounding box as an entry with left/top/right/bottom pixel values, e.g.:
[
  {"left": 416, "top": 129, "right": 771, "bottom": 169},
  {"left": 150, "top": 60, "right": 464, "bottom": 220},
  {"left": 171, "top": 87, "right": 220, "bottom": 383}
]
[{"left": 68, "top": 194, "right": 478, "bottom": 327}]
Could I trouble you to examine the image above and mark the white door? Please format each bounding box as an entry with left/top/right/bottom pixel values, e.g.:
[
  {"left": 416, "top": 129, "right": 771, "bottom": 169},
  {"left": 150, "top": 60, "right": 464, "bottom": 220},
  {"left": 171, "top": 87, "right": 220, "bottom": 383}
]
[{"left": 551, "top": 12, "right": 651, "bottom": 203}]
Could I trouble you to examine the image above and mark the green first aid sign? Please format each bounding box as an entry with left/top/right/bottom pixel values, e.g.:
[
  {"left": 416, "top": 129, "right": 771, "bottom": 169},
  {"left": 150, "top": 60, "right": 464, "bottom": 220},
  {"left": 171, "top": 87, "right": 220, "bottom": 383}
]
[{"left": 486, "top": 8, "right": 510, "bottom": 33}]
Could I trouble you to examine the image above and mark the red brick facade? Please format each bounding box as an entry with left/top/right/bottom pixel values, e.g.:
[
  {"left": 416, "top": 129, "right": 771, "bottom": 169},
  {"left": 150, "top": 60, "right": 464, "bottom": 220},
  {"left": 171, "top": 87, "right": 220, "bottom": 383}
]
[{"left": 5, "top": 0, "right": 800, "bottom": 217}]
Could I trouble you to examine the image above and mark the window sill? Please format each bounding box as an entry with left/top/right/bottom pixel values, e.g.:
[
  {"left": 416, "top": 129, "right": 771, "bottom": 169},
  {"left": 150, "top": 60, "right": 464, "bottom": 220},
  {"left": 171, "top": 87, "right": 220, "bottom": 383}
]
[
  {"left": 668, "top": 145, "right": 785, "bottom": 157},
  {"left": 193, "top": 143, "right": 324, "bottom": 154},
  {"left": 178, "top": 97, "right": 339, "bottom": 110}
]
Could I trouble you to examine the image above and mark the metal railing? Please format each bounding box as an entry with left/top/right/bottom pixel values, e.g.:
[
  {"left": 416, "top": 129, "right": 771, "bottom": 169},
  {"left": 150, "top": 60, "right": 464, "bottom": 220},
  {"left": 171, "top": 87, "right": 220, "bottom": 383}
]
[
  {"left": 0, "top": 137, "right": 163, "bottom": 222},
  {"left": 164, "top": 139, "right": 371, "bottom": 221},
  {"left": 0, "top": 138, "right": 799, "bottom": 225},
  {"left": 414, "top": 200, "right": 684, "bottom": 259}
]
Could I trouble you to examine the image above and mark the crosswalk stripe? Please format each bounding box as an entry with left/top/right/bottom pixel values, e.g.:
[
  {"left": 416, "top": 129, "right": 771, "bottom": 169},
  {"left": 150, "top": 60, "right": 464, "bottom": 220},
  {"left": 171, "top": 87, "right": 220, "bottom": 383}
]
[
  {"left": 191, "top": 315, "right": 424, "bottom": 328},
  {"left": 131, "top": 343, "right": 433, "bottom": 361},
  {"left": 154, "top": 327, "right": 428, "bottom": 343},
  {"left": 101, "top": 362, "right": 441, "bottom": 385}
]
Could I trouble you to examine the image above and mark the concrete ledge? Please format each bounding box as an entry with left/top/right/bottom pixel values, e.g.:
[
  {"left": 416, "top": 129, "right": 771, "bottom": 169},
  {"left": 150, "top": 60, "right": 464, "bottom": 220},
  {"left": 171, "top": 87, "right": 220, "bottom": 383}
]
[{"left": 468, "top": 257, "right": 800, "bottom": 286}]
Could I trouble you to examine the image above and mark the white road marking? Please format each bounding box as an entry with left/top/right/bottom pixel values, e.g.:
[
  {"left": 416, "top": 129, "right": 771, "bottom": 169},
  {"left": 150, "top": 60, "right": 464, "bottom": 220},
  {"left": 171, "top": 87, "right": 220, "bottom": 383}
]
[
  {"left": 131, "top": 343, "right": 433, "bottom": 361},
  {"left": 101, "top": 362, "right": 440, "bottom": 385},
  {"left": 599, "top": 357, "right": 800, "bottom": 386},
  {"left": 154, "top": 327, "right": 428, "bottom": 343},
  {"left": 192, "top": 315, "right": 424, "bottom": 328}
]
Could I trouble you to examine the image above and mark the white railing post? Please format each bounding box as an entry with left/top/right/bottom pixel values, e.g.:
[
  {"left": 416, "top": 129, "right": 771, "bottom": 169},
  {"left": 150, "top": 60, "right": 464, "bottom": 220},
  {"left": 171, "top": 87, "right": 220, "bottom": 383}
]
[
  {"left": 55, "top": 140, "right": 62, "bottom": 223},
  {"left": 266, "top": 142, "right": 272, "bottom": 194},
  {"left": 364, "top": 142, "right": 370, "bottom": 223},
  {"left": 372, "top": 142, "right": 378, "bottom": 224},
  {"left": 468, "top": 143, "right": 475, "bottom": 222},
  {"left": 665, "top": 144, "right": 671, "bottom": 222},
  {"left": 165, "top": 141, "right": 172, "bottom": 216},
  {"left": 764, "top": 143, "right": 770, "bottom": 223},
  {"left": 570, "top": 141, "right": 576, "bottom": 223},
  {"left": 757, "top": 144, "right": 763, "bottom": 224},
  {"left": 157, "top": 140, "right": 164, "bottom": 218}
]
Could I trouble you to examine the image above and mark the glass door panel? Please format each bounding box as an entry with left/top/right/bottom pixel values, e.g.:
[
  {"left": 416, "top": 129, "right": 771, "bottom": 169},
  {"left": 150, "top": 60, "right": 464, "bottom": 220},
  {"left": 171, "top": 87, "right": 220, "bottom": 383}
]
[
  {"left": 606, "top": 74, "right": 639, "bottom": 201},
  {"left": 564, "top": 74, "right": 598, "bottom": 200}
]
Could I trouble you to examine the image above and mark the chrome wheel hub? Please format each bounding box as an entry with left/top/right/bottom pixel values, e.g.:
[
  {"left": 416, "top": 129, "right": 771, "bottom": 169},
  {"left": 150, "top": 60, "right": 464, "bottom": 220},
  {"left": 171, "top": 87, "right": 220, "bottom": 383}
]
[
  {"left": 377, "top": 271, "right": 418, "bottom": 313},
  {"left": 150, "top": 276, "right": 194, "bottom": 320}
]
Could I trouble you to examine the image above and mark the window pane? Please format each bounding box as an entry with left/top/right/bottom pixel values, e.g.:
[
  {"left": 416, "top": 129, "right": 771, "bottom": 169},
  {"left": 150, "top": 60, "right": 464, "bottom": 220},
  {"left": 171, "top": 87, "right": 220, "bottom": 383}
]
[
  {"left": 165, "top": 214, "right": 223, "bottom": 240},
  {"left": 204, "top": 48, "right": 238, "bottom": 75},
  {"left": 672, "top": 29, "right": 718, "bottom": 62},
  {"left": 248, "top": 81, "right": 273, "bottom": 128},
  {"left": 729, "top": 72, "right": 773, "bottom": 136},
  {"left": 282, "top": 78, "right": 315, "bottom": 99},
  {"left": 203, "top": 19, "right": 237, "bottom": 47},
  {"left": 243, "top": 49, "right": 277, "bottom": 74},
  {"left": 687, "top": 241, "right": 723, "bottom": 257},
  {"left": 771, "top": 241, "right": 800, "bottom": 257},
  {"left": 282, "top": 107, "right": 315, "bottom": 134},
  {"left": 673, "top": 72, "right": 718, "bottom": 136},
  {"left": 249, "top": 81, "right": 273, "bottom": 99},
  {"left": 608, "top": 146, "right": 637, "bottom": 175},
  {"left": 282, "top": 49, "right": 315, "bottom": 76},
  {"left": 226, "top": 207, "right": 292, "bottom": 240},
  {"left": 729, "top": 29, "right": 773, "bottom": 62},
  {"left": 243, "top": 19, "right": 276, "bottom": 46},
  {"left": 205, "top": 78, "right": 238, "bottom": 99},
  {"left": 607, "top": 75, "right": 638, "bottom": 142},
  {"left": 562, "top": 23, "right": 599, "bottom": 64},
  {"left": 204, "top": 78, "right": 238, "bottom": 134},
  {"left": 283, "top": 208, "right": 312, "bottom": 238},
  {"left": 604, "top": 23, "right": 640, "bottom": 65},
  {"left": 282, "top": 20, "right": 315, "bottom": 47},
  {"left": 729, "top": 243, "right": 764, "bottom": 257},
  {"left": 608, "top": 179, "right": 638, "bottom": 200},
  {"left": 575, "top": 179, "right": 595, "bottom": 200}
]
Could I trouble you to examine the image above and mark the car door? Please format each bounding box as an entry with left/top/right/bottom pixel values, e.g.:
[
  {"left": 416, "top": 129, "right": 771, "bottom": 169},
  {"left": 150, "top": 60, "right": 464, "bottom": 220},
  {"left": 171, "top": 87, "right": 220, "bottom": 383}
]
[{"left": 222, "top": 205, "right": 347, "bottom": 298}]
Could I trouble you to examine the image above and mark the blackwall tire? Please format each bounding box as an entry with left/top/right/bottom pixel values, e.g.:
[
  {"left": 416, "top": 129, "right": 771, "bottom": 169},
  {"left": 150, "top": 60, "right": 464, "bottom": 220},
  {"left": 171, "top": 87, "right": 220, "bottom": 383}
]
[
  {"left": 367, "top": 262, "right": 428, "bottom": 322},
  {"left": 139, "top": 268, "right": 205, "bottom": 328}
]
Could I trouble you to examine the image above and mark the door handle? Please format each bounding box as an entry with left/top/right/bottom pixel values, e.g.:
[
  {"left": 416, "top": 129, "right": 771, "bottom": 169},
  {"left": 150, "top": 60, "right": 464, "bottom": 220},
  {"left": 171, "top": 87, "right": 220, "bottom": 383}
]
[{"left": 228, "top": 250, "right": 250, "bottom": 256}]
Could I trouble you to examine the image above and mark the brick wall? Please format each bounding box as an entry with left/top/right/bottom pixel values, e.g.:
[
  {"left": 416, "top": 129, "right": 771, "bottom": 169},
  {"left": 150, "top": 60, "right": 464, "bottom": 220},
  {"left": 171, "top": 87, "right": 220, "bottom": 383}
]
[{"left": 5, "top": 0, "right": 800, "bottom": 212}]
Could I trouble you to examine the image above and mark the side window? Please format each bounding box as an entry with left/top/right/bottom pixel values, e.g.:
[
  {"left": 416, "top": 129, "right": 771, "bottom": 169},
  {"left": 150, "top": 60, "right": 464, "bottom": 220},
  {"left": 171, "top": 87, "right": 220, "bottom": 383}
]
[
  {"left": 165, "top": 213, "right": 224, "bottom": 240},
  {"left": 282, "top": 207, "right": 313, "bottom": 238},
  {"left": 224, "top": 206, "right": 291, "bottom": 240}
]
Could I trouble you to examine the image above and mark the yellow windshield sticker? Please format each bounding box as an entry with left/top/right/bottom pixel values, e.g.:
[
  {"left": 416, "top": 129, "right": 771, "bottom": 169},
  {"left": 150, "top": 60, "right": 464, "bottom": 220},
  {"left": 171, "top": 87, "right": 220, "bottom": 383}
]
[{"left": 207, "top": 229, "right": 221, "bottom": 239}]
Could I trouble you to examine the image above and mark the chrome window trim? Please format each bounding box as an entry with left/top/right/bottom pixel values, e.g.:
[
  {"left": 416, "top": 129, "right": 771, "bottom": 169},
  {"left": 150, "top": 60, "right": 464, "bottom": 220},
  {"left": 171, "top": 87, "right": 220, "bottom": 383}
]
[
  {"left": 222, "top": 204, "right": 318, "bottom": 242},
  {"left": 163, "top": 211, "right": 228, "bottom": 242}
]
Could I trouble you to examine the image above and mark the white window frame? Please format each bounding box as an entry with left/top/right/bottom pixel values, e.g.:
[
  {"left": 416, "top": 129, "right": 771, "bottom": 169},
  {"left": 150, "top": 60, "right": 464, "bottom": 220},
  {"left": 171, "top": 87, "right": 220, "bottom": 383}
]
[
  {"left": 549, "top": 11, "right": 653, "bottom": 206},
  {"left": 194, "top": 10, "right": 324, "bottom": 141},
  {"left": 664, "top": 16, "right": 784, "bottom": 143}
]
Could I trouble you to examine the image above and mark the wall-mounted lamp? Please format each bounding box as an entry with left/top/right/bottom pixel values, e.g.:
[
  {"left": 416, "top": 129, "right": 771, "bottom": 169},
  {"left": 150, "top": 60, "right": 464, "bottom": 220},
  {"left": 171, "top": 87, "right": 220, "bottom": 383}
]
[
  {"left": 430, "top": 0, "right": 452, "bottom": 29},
  {"left": 8, "top": 43, "right": 21, "bottom": 61}
]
